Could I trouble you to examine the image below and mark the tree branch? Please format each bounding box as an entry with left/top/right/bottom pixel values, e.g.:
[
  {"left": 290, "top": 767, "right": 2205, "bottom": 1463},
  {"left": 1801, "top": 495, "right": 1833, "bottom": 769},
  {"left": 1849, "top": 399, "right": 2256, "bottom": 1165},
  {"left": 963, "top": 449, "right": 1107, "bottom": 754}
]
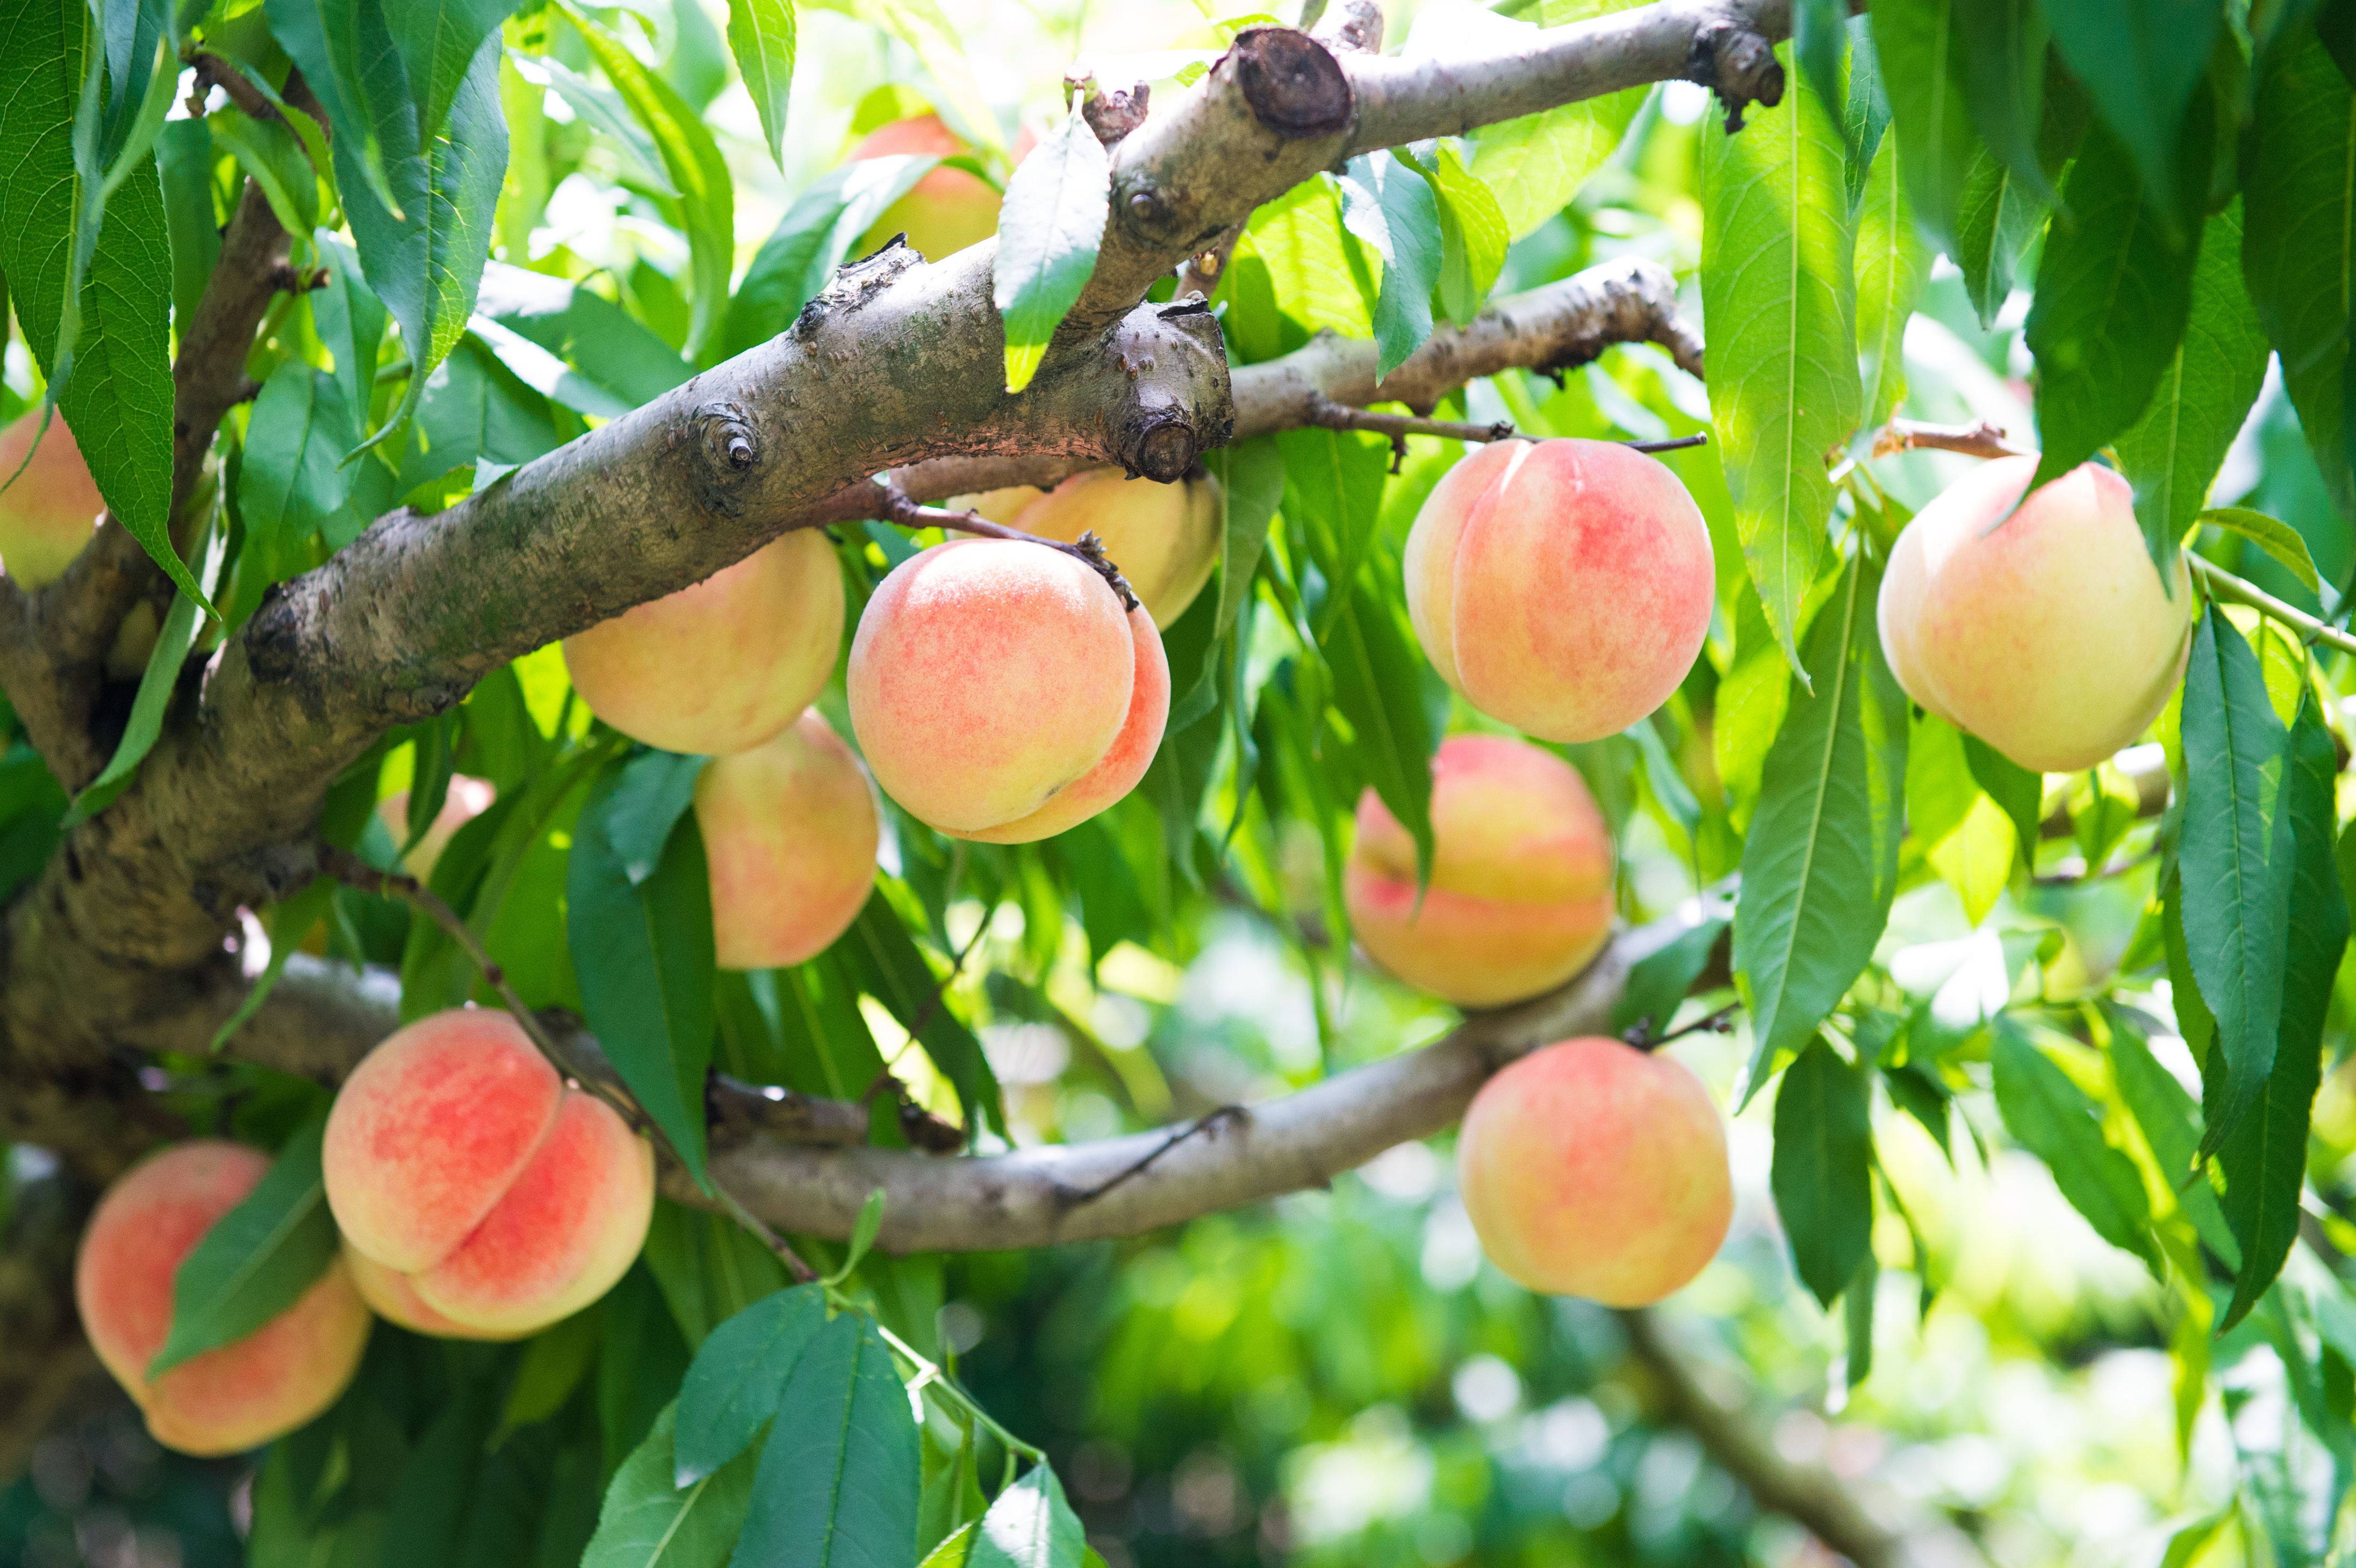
[{"left": 1617, "top": 1307, "right": 1989, "bottom": 1568}]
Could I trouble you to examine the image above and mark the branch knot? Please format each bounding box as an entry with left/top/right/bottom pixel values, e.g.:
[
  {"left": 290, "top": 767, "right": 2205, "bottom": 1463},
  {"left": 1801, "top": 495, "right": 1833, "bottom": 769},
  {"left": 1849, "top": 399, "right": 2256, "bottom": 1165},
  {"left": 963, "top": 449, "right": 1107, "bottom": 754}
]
[
  {"left": 1686, "top": 18, "right": 1784, "bottom": 133},
  {"left": 1231, "top": 28, "right": 1354, "bottom": 140}
]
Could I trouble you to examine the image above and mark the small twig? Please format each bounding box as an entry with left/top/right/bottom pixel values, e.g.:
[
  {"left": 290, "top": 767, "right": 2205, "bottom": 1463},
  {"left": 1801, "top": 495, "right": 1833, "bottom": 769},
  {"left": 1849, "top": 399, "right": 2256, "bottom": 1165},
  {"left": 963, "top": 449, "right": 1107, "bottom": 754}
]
[
  {"left": 906, "top": 915, "right": 990, "bottom": 1041},
  {"left": 1305, "top": 394, "right": 1513, "bottom": 470},
  {"left": 1625, "top": 433, "right": 1710, "bottom": 454},
  {"left": 1869, "top": 418, "right": 2028, "bottom": 461},
  {"left": 184, "top": 51, "right": 279, "bottom": 124},
  {"left": 1064, "top": 1105, "right": 1248, "bottom": 1207},
  {"left": 1622, "top": 1001, "right": 1739, "bottom": 1053},
  {"left": 709, "top": 1182, "right": 819, "bottom": 1285},
  {"left": 858, "top": 479, "right": 1141, "bottom": 613},
  {"left": 2188, "top": 554, "right": 2356, "bottom": 658}
]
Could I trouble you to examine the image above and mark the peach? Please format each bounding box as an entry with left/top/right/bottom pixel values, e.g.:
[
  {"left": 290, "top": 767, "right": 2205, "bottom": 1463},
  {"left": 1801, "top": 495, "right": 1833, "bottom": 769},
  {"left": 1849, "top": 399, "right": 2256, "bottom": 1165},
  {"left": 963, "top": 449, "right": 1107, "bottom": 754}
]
[
  {"left": 564, "top": 528, "right": 844, "bottom": 757},
  {"left": 323, "top": 1009, "right": 654, "bottom": 1339},
  {"left": 696, "top": 708, "right": 880, "bottom": 969},
  {"left": 1011, "top": 469, "right": 1224, "bottom": 629},
  {"left": 342, "top": 1246, "right": 512, "bottom": 1341},
  {"left": 1878, "top": 457, "right": 2190, "bottom": 773},
  {"left": 1457, "top": 1037, "right": 1733, "bottom": 1304},
  {"left": 1346, "top": 734, "right": 1615, "bottom": 1007},
  {"left": 76, "top": 1142, "right": 371, "bottom": 1456},
  {"left": 848, "top": 538, "right": 1168, "bottom": 843},
  {"left": 852, "top": 115, "right": 1026, "bottom": 262},
  {"left": 1405, "top": 439, "right": 1714, "bottom": 743},
  {"left": 376, "top": 774, "right": 497, "bottom": 882},
  {"left": 0, "top": 411, "right": 105, "bottom": 588}
]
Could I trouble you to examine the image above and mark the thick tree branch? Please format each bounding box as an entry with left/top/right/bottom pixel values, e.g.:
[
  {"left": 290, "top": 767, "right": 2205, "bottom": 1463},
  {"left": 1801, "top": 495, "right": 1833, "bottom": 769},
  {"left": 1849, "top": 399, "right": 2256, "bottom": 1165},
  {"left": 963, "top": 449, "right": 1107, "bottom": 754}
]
[{"left": 1618, "top": 1308, "right": 1989, "bottom": 1568}]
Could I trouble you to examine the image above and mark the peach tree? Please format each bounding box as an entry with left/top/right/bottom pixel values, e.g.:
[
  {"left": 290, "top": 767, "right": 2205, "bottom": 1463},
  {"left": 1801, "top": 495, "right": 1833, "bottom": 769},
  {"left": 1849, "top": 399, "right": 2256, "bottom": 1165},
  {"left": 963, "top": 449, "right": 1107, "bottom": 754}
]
[{"left": 0, "top": 0, "right": 2352, "bottom": 1563}]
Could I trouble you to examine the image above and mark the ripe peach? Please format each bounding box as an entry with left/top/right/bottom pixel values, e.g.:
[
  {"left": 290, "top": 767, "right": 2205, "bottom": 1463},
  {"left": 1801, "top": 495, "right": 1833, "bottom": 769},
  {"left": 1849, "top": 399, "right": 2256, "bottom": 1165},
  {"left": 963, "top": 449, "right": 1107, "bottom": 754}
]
[
  {"left": 0, "top": 411, "right": 105, "bottom": 588},
  {"left": 1012, "top": 469, "right": 1224, "bottom": 630},
  {"left": 342, "top": 1246, "right": 511, "bottom": 1341},
  {"left": 564, "top": 529, "right": 844, "bottom": 757},
  {"left": 849, "top": 538, "right": 1168, "bottom": 843},
  {"left": 1878, "top": 457, "right": 2190, "bottom": 773},
  {"left": 1457, "top": 1037, "right": 1733, "bottom": 1304},
  {"left": 852, "top": 115, "right": 1024, "bottom": 263},
  {"left": 76, "top": 1141, "right": 371, "bottom": 1455},
  {"left": 1405, "top": 439, "right": 1714, "bottom": 743},
  {"left": 323, "top": 1009, "right": 655, "bottom": 1339},
  {"left": 1346, "top": 734, "right": 1615, "bottom": 1007},
  {"left": 697, "top": 708, "right": 880, "bottom": 969},
  {"left": 376, "top": 774, "right": 497, "bottom": 882}
]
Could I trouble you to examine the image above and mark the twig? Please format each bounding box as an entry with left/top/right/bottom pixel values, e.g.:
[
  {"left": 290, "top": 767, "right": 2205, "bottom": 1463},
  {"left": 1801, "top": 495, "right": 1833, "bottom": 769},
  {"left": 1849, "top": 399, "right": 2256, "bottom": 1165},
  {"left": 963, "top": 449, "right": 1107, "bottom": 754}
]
[
  {"left": 184, "top": 51, "right": 279, "bottom": 123},
  {"left": 708, "top": 1181, "right": 819, "bottom": 1284},
  {"left": 1869, "top": 418, "right": 2028, "bottom": 461},
  {"left": 853, "top": 479, "right": 1142, "bottom": 613},
  {"left": 1302, "top": 395, "right": 1709, "bottom": 473},
  {"left": 1062, "top": 1105, "right": 1248, "bottom": 1207},
  {"left": 1622, "top": 1001, "right": 1738, "bottom": 1053},
  {"left": 2188, "top": 554, "right": 2356, "bottom": 658}
]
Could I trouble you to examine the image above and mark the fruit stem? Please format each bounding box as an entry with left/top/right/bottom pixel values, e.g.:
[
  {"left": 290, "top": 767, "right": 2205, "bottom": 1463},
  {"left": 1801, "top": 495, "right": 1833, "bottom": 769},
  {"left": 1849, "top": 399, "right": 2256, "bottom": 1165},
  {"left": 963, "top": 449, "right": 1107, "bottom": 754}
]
[{"left": 853, "top": 479, "right": 1143, "bottom": 613}]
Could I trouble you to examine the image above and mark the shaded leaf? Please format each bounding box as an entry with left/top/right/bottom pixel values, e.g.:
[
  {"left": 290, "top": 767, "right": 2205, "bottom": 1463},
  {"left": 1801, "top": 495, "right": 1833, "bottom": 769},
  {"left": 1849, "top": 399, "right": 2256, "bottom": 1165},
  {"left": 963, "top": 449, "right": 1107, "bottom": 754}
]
[
  {"left": 1202, "top": 435, "right": 1283, "bottom": 639},
  {"left": 1410, "top": 142, "right": 1510, "bottom": 328},
  {"left": 1769, "top": 1037, "right": 1874, "bottom": 1306},
  {"left": 1989, "top": 1019, "right": 2160, "bottom": 1268},
  {"left": 583, "top": 1402, "right": 759, "bottom": 1568},
  {"left": 677, "top": 1285, "right": 827, "bottom": 1486},
  {"left": 730, "top": 1312, "right": 921, "bottom": 1568},
  {"left": 1955, "top": 0, "right": 2052, "bottom": 202},
  {"left": 1867, "top": 0, "right": 1973, "bottom": 249},
  {"left": 837, "top": 891, "right": 1005, "bottom": 1141},
  {"left": 150, "top": 1118, "right": 338, "bottom": 1378},
  {"left": 66, "top": 515, "right": 228, "bottom": 824},
  {"left": 264, "top": 0, "right": 414, "bottom": 220},
  {"left": 1853, "top": 133, "right": 1929, "bottom": 433},
  {"left": 722, "top": 155, "right": 939, "bottom": 359},
  {"left": 2038, "top": 0, "right": 2223, "bottom": 228},
  {"left": 389, "top": 0, "right": 527, "bottom": 147}
]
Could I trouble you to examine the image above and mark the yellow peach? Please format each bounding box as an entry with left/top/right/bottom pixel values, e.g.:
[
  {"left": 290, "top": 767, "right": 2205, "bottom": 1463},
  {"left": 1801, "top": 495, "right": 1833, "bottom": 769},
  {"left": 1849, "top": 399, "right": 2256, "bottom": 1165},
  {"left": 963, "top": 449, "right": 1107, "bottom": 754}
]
[
  {"left": 696, "top": 709, "right": 880, "bottom": 969},
  {"left": 1012, "top": 469, "right": 1224, "bottom": 629}
]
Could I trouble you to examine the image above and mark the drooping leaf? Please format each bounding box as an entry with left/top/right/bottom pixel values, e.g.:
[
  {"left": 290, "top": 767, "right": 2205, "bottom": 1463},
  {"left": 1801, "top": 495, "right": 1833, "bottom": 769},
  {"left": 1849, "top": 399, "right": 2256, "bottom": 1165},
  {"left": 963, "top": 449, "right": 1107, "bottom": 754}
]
[
  {"left": 1963, "top": 733, "right": 2043, "bottom": 863},
  {"left": 2113, "top": 200, "right": 2273, "bottom": 574},
  {"left": 1336, "top": 152, "right": 1440, "bottom": 381},
  {"left": 837, "top": 890, "right": 1005, "bottom": 1141},
  {"left": 1701, "top": 46, "right": 1862, "bottom": 670},
  {"left": 149, "top": 1118, "right": 339, "bottom": 1378},
  {"left": 1955, "top": 0, "right": 2053, "bottom": 203},
  {"left": 561, "top": 3, "right": 734, "bottom": 364},
  {"left": 1202, "top": 435, "right": 1283, "bottom": 639},
  {"left": 0, "top": 1, "right": 188, "bottom": 607},
  {"left": 1867, "top": 0, "right": 1973, "bottom": 250},
  {"left": 2106, "top": 1006, "right": 2236, "bottom": 1262},
  {"left": 338, "top": 32, "right": 508, "bottom": 446},
  {"left": 263, "top": 0, "right": 415, "bottom": 221},
  {"left": 676, "top": 1285, "right": 828, "bottom": 1487},
  {"left": 994, "top": 100, "right": 1110, "bottom": 394},
  {"left": 1989, "top": 1019, "right": 2160, "bottom": 1269},
  {"left": 2242, "top": 27, "right": 2356, "bottom": 519},
  {"left": 314, "top": 235, "right": 390, "bottom": 428},
  {"left": 2024, "top": 119, "right": 2200, "bottom": 491},
  {"left": 156, "top": 118, "right": 220, "bottom": 330},
  {"left": 1322, "top": 579, "right": 1437, "bottom": 889},
  {"left": 388, "top": 0, "right": 527, "bottom": 148},
  {"left": 583, "top": 1402, "right": 760, "bottom": 1568},
  {"left": 968, "top": 1464, "right": 1087, "bottom": 1568},
  {"left": 2200, "top": 508, "right": 2324, "bottom": 593},
  {"left": 727, "top": 0, "right": 796, "bottom": 170},
  {"left": 2178, "top": 604, "right": 2294, "bottom": 1157},
  {"left": 2037, "top": 0, "right": 2224, "bottom": 228},
  {"left": 2217, "top": 694, "right": 2346, "bottom": 1330},
  {"left": 1769, "top": 1037, "right": 1875, "bottom": 1306},
  {"left": 600, "top": 749, "right": 710, "bottom": 887},
  {"left": 568, "top": 761, "right": 719, "bottom": 1189},
  {"left": 66, "top": 514, "right": 228, "bottom": 824},
  {"left": 729, "top": 1312, "right": 921, "bottom": 1568},
  {"left": 1407, "top": 143, "right": 1510, "bottom": 329},
  {"left": 1793, "top": 0, "right": 1849, "bottom": 129},
  {"left": 1853, "top": 133, "right": 1929, "bottom": 434},
  {"left": 238, "top": 360, "right": 362, "bottom": 562},
  {"left": 1733, "top": 557, "right": 1908, "bottom": 1103}
]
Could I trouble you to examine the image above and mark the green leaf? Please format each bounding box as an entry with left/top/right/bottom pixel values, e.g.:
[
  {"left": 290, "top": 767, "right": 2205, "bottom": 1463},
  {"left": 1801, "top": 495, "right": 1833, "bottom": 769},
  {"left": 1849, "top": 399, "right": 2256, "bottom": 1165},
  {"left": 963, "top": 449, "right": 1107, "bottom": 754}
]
[
  {"left": 727, "top": 0, "right": 796, "bottom": 170},
  {"left": 263, "top": 0, "right": 415, "bottom": 222},
  {"left": 1793, "top": 0, "right": 1849, "bottom": 130},
  {"left": 2114, "top": 201, "right": 2273, "bottom": 574},
  {"left": 852, "top": 0, "right": 1001, "bottom": 158},
  {"left": 602, "top": 750, "right": 711, "bottom": 886},
  {"left": 493, "top": 1306, "right": 602, "bottom": 1443},
  {"left": 676, "top": 1284, "right": 827, "bottom": 1487},
  {"left": 210, "top": 104, "right": 322, "bottom": 239},
  {"left": 2179, "top": 604, "right": 2294, "bottom": 1157},
  {"left": 1336, "top": 153, "right": 1440, "bottom": 382},
  {"left": 1838, "top": 15, "right": 1893, "bottom": 209},
  {"left": 1867, "top": 0, "right": 1973, "bottom": 250},
  {"left": 1323, "top": 579, "right": 1438, "bottom": 889},
  {"left": 389, "top": 0, "right": 526, "bottom": 149},
  {"left": 837, "top": 890, "right": 1005, "bottom": 1141},
  {"left": 584, "top": 1402, "right": 760, "bottom": 1568},
  {"left": 2106, "top": 1006, "right": 2236, "bottom": 1262},
  {"left": 66, "top": 514, "right": 228, "bottom": 825},
  {"left": 1853, "top": 133, "right": 1929, "bottom": 433},
  {"left": 1733, "top": 557, "right": 1908, "bottom": 1103},
  {"left": 149, "top": 1118, "right": 338, "bottom": 1378},
  {"left": 969, "top": 1464, "right": 1086, "bottom": 1568},
  {"left": 1410, "top": 142, "right": 1509, "bottom": 329},
  {"left": 1201, "top": 435, "right": 1283, "bottom": 639},
  {"left": 2200, "top": 508, "right": 2324, "bottom": 593},
  {"left": 2242, "top": 27, "right": 2356, "bottom": 520},
  {"left": 1963, "top": 733, "right": 2042, "bottom": 862},
  {"left": 239, "top": 361, "right": 362, "bottom": 555},
  {"left": 0, "top": 2, "right": 190, "bottom": 609},
  {"left": 828, "top": 1191, "right": 887, "bottom": 1285},
  {"left": 1611, "top": 913, "right": 1730, "bottom": 1035},
  {"left": 561, "top": 4, "right": 734, "bottom": 364},
  {"left": 1989, "top": 1019, "right": 2160, "bottom": 1268},
  {"left": 209, "top": 880, "right": 337, "bottom": 1054},
  {"left": 337, "top": 32, "right": 508, "bottom": 447},
  {"left": 921, "top": 1523, "right": 980, "bottom": 1568},
  {"left": 1769, "top": 1037, "right": 1875, "bottom": 1307},
  {"left": 1948, "top": 61, "right": 2084, "bottom": 330},
  {"left": 314, "top": 236, "right": 390, "bottom": 422},
  {"left": 2038, "top": 0, "right": 2224, "bottom": 226},
  {"left": 1955, "top": 0, "right": 2053, "bottom": 203},
  {"left": 2024, "top": 120, "right": 2200, "bottom": 491},
  {"left": 1701, "top": 46, "right": 1862, "bottom": 670},
  {"left": 478, "top": 260, "right": 689, "bottom": 408},
  {"left": 568, "top": 763, "right": 719, "bottom": 1189},
  {"left": 1841, "top": 1247, "right": 1877, "bottom": 1384},
  {"left": 721, "top": 154, "right": 940, "bottom": 359},
  {"left": 156, "top": 118, "right": 220, "bottom": 330},
  {"left": 1467, "top": 66, "right": 1643, "bottom": 240},
  {"left": 729, "top": 1312, "right": 921, "bottom": 1568},
  {"left": 2217, "top": 694, "right": 2346, "bottom": 1330},
  {"left": 994, "top": 100, "right": 1109, "bottom": 394}
]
